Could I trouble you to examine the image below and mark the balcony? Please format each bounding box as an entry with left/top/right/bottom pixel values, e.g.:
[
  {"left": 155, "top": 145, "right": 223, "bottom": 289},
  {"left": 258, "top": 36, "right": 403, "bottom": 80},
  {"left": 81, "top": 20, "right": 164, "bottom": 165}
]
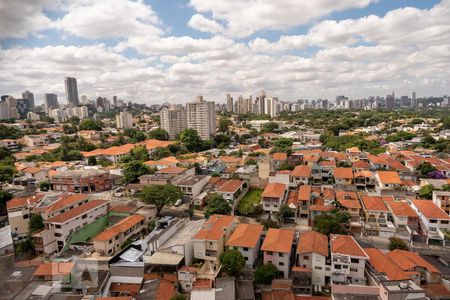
[{"left": 205, "top": 249, "right": 218, "bottom": 257}]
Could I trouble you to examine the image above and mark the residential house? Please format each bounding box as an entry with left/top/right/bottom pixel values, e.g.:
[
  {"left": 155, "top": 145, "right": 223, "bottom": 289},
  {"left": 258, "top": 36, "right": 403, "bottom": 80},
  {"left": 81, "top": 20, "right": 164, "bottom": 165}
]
[
  {"left": 216, "top": 179, "right": 246, "bottom": 207},
  {"left": 261, "top": 182, "right": 288, "bottom": 215},
  {"left": 335, "top": 190, "right": 361, "bottom": 226},
  {"left": 330, "top": 234, "right": 368, "bottom": 285},
  {"left": 226, "top": 223, "right": 263, "bottom": 268},
  {"left": 6, "top": 193, "right": 45, "bottom": 237},
  {"left": 37, "top": 199, "right": 110, "bottom": 252},
  {"left": 410, "top": 199, "right": 450, "bottom": 246},
  {"left": 376, "top": 171, "right": 402, "bottom": 192},
  {"left": 353, "top": 170, "right": 376, "bottom": 190},
  {"left": 432, "top": 190, "right": 450, "bottom": 216},
  {"left": 298, "top": 185, "right": 311, "bottom": 220},
  {"left": 93, "top": 214, "right": 146, "bottom": 256},
  {"left": 360, "top": 195, "right": 394, "bottom": 237},
  {"left": 50, "top": 169, "right": 116, "bottom": 193},
  {"left": 385, "top": 200, "right": 419, "bottom": 240},
  {"left": 273, "top": 153, "right": 288, "bottom": 169},
  {"left": 295, "top": 230, "right": 329, "bottom": 292},
  {"left": 192, "top": 215, "right": 236, "bottom": 273},
  {"left": 0, "top": 139, "right": 20, "bottom": 151},
  {"left": 173, "top": 175, "right": 211, "bottom": 201},
  {"left": 22, "top": 134, "right": 49, "bottom": 148},
  {"left": 333, "top": 168, "right": 353, "bottom": 186},
  {"left": 291, "top": 165, "right": 311, "bottom": 186},
  {"left": 261, "top": 228, "right": 295, "bottom": 279}
]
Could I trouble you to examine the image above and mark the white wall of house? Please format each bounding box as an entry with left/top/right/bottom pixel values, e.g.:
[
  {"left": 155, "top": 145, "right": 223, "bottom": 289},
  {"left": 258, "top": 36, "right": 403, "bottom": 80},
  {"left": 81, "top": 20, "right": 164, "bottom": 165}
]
[{"left": 263, "top": 251, "right": 291, "bottom": 279}]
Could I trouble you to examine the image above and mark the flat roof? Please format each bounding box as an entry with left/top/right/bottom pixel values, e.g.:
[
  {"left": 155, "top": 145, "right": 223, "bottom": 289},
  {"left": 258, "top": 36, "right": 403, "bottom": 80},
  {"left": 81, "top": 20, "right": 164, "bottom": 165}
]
[{"left": 146, "top": 252, "right": 184, "bottom": 266}]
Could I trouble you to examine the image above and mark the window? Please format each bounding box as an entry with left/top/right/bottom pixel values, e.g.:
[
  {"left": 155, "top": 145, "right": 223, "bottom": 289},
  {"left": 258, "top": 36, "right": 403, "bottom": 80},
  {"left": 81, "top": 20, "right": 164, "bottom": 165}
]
[
  {"left": 351, "top": 258, "right": 359, "bottom": 264},
  {"left": 350, "top": 268, "right": 358, "bottom": 273},
  {"left": 82, "top": 214, "right": 87, "bottom": 219},
  {"left": 335, "top": 265, "right": 342, "bottom": 269},
  {"left": 279, "top": 253, "right": 284, "bottom": 257},
  {"left": 109, "top": 239, "right": 113, "bottom": 244},
  {"left": 441, "top": 220, "right": 449, "bottom": 225},
  {"left": 343, "top": 265, "right": 348, "bottom": 269},
  {"left": 303, "top": 255, "right": 309, "bottom": 260},
  {"left": 279, "top": 262, "right": 284, "bottom": 266},
  {"left": 243, "top": 247, "right": 249, "bottom": 251},
  {"left": 267, "top": 251, "right": 273, "bottom": 255},
  {"left": 314, "top": 266, "right": 322, "bottom": 270},
  {"left": 430, "top": 219, "right": 438, "bottom": 223}
]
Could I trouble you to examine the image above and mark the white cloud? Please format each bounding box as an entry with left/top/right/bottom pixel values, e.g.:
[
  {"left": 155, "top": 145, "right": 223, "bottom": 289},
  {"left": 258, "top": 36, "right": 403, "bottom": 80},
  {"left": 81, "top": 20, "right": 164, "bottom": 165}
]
[
  {"left": 189, "top": 0, "right": 377, "bottom": 37},
  {"left": 188, "top": 14, "right": 224, "bottom": 34},
  {"left": 0, "top": 0, "right": 54, "bottom": 39},
  {"left": 57, "top": 0, "right": 163, "bottom": 39}
]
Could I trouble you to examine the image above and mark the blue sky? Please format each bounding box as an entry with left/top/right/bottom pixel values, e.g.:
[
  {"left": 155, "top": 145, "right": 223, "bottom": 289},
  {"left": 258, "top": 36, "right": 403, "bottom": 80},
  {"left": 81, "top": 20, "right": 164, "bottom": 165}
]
[{"left": 0, "top": 0, "right": 448, "bottom": 104}]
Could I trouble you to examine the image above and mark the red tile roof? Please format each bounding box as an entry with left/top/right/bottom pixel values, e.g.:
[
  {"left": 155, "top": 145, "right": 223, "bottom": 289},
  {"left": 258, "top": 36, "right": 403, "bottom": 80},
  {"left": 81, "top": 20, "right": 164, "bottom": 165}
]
[
  {"left": 291, "top": 165, "right": 311, "bottom": 177},
  {"left": 385, "top": 200, "right": 418, "bottom": 218},
  {"left": 93, "top": 214, "right": 145, "bottom": 242},
  {"left": 226, "top": 223, "right": 263, "bottom": 248},
  {"left": 33, "top": 262, "right": 74, "bottom": 277},
  {"left": 7, "top": 193, "right": 44, "bottom": 210},
  {"left": 298, "top": 185, "right": 311, "bottom": 201},
  {"left": 217, "top": 179, "right": 244, "bottom": 193},
  {"left": 361, "top": 195, "right": 389, "bottom": 212},
  {"left": 43, "top": 193, "right": 89, "bottom": 214},
  {"left": 297, "top": 230, "right": 328, "bottom": 257},
  {"left": 364, "top": 248, "right": 410, "bottom": 280},
  {"left": 333, "top": 168, "right": 353, "bottom": 179},
  {"left": 45, "top": 199, "right": 109, "bottom": 224},
  {"left": 262, "top": 183, "right": 286, "bottom": 199},
  {"left": 273, "top": 152, "right": 288, "bottom": 161},
  {"left": 387, "top": 249, "right": 440, "bottom": 274},
  {"left": 261, "top": 228, "right": 294, "bottom": 253},
  {"left": 412, "top": 199, "right": 450, "bottom": 220},
  {"left": 331, "top": 235, "right": 367, "bottom": 258},
  {"left": 193, "top": 214, "right": 235, "bottom": 241},
  {"left": 377, "top": 171, "right": 402, "bottom": 184}
]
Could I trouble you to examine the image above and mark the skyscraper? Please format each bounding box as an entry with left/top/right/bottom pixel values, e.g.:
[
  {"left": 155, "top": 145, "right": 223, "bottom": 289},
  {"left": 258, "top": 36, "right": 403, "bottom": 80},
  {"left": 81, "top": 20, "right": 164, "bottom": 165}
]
[
  {"left": 22, "top": 90, "right": 35, "bottom": 110},
  {"left": 226, "top": 93, "right": 234, "bottom": 112},
  {"left": 65, "top": 77, "right": 79, "bottom": 106},
  {"left": 160, "top": 105, "right": 187, "bottom": 140},
  {"left": 385, "top": 93, "right": 395, "bottom": 110},
  {"left": 186, "top": 96, "right": 216, "bottom": 140},
  {"left": 411, "top": 92, "right": 417, "bottom": 108},
  {"left": 0, "top": 96, "right": 19, "bottom": 120},
  {"left": 44, "top": 93, "right": 59, "bottom": 114}
]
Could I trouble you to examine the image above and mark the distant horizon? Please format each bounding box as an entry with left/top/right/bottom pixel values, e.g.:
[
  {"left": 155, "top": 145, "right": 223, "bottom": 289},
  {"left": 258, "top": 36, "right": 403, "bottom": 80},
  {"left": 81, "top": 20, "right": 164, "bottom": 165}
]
[{"left": 1, "top": 1, "right": 449, "bottom": 104}]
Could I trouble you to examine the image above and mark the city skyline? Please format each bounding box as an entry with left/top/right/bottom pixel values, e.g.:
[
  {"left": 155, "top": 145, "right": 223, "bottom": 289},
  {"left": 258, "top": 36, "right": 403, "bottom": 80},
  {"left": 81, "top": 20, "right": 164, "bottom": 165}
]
[{"left": 1, "top": 1, "right": 450, "bottom": 104}]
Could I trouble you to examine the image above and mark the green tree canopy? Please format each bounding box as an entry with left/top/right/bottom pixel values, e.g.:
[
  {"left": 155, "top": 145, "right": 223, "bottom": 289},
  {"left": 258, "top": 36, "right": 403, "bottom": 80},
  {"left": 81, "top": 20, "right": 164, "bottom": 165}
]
[
  {"left": 0, "top": 190, "right": 13, "bottom": 215},
  {"left": 416, "top": 161, "right": 437, "bottom": 177},
  {"left": 204, "top": 194, "right": 232, "bottom": 218},
  {"left": 220, "top": 249, "right": 245, "bottom": 275},
  {"left": 79, "top": 119, "right": 103, "bottom": 131},
  {"left": 418, "top": 184, "right": 434, "bottom": 199},
  {"left": 148, "top": 128, "right": 169, "bottom": 140},
  {"left": 151, "top": 147, "right": 172, "bottom": 160},
  {"left": 218, "top": 117, "right": 232, "bottom": 133},
  {"left": 123, "top": 161, "right": 149, "bottom": 183},
  {"left": 180, "top": 128, "right": 203, "bottom": 152},
  {"left": 124, "top": 128, "right": 146, "bottom": 143},
  {"left": 254, "top": 263, "right": 278, "bottom": 284},
  {"left": 29, "top": 214, "right": 44, "bottom": 233},
  {"left": 139, "top": 184, "right": 183, "bottom": 215},
  {"left": 388, "top": 237, "right": 409, "bottom": 251},
  {"left": 313, "top": 211, "right": 351, "bottom": 235}
]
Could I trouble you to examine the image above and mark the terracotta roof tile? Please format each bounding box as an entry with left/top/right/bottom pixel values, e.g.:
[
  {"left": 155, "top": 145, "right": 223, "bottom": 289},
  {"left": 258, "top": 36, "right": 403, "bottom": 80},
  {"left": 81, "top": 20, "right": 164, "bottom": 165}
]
[
  {"left": 387, "top": 249, "right": 440, "bottom": 274},
  {"left": 361, "top": 195, "right": 389, "bottom": 212},
  {"left": 45, "top": 199, "right": 108, "bottom": 224},
  {"left": 7, "top": 193, "right": 44, "bottom": 210},
  {"left": 193, "top": 214, "right": 235, "bottom": 241},
  {"left": 273, "top": 152, "right": 288, "bottom": 161},
  {"left": 298, "top": 185, "right": 312, "bottom": 201},
  {"left": 93, "top": 214, "right": 145, "bottom": 242},
  {"left": 364, "top": 248, "right": 410, "bottom": 280},
  {"left": 261, "top": 228, "right": 294, "bottom": 253},
  {"left": 385, "top": 201, "right": 418, "bottom": 218},
  {"left": 291, "top": 165, "right": 311, "bottom": 177},
  {"left": 262, "top": 183, "right": 286, "bottom": 199},
  {"left": 226, "top": 223, "right": 263, "bottom": 248},
  {"left": 377, "top": 171, "right": 402, "bottom": 184},
  {"left": 218, "top": 179, "right": 244, "bottom": 193},
  {"left": 333, "top": 168, "right": 353, "bottom": 179},
  {"left": 297, "top": 230, "right": 328, "bottom": 257},
  {"left": 331, "top": 235, "right": 367, "bottom": 258},
  {"left": 33, "top": 262, "right": 74, "bottom": 277},
  {"left": 412, "top": 199, "right": 450, "bottom": 220}
]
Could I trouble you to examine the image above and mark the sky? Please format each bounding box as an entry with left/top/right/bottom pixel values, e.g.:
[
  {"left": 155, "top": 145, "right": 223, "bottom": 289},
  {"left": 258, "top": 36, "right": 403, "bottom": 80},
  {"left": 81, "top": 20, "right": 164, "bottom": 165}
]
[{"left": 0, "top": 0, "right": 449, "bottom": 105}]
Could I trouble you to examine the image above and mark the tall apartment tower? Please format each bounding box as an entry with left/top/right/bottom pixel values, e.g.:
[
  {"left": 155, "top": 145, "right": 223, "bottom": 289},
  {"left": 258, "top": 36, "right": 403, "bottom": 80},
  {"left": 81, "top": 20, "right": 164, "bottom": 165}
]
[
  {"left": 226, "top": 93, "right": 234, "bottom": 112},
  {"left": 65, "top": 77, "right": 79, "bottom": 106},
  {"left": 160, "top": 105, "right": 187, "bottom": 140},
  {"left": 22, "top": 90, "right": 35, "bottom": 110},
  {"left": 0, "top": 96, "right": 19, "bottom": 120},
  {"left": 385, "top": 92, "right": 395, "bottom": 110},
  {"left": 44, "top": 93, "right": 59, "bottom": 114},
  {"left": 116, "top": 111, "right": 133, "bottom": 129},
  {"left": 186, "top": 96, "right": 216, "bottom": 140},
  {"left": 411, "top": 92, "right": 417, "bottom": 108}
]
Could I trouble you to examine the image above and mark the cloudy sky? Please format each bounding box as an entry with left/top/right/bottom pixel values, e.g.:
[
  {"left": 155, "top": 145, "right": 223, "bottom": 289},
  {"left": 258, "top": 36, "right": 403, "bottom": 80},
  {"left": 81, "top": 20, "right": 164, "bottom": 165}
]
[{"left": 0, "top": 0, "right": 449, "bottom": 105}]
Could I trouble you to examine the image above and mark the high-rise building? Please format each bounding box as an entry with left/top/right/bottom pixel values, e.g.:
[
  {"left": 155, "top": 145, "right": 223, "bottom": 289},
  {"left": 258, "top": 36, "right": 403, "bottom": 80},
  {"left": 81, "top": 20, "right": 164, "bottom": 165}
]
[
  {"left": 160, "top": 105, "right": 187, "bottom": 140},
  {"left": 116, "top": 111, "right": 133, "bottom": 129},
  {"left": 226, "top": 93, "right": 234, "bottom": 112},
  {"left": 81, "top": 95, "right": 88, "bottom": 105},
  {"left": 237, "top": 95, "right": 244, "bottom": 114},
  {"left": 0, "top": 96, "right": 19, "bottom": 120},
  {"left": 44, "top": 93, "right": 59, "bottom": 114},
  {"left": 186, "top": 96, "right": 216, "bottom": 140},
  {"left": 22, "top": 90, "right": 35, "bottom": 110},
  {"left": 16, "top": 98, "right": 34, "bottom": 119},
  {"left": 385, "top": 93, "right": 395, "bottom": 110},
  {"left": 64, "top": 77, "right": 79, "bottom": 106},
  {"left": 411, "top": 92, "right": 417, "bottom": 108}
]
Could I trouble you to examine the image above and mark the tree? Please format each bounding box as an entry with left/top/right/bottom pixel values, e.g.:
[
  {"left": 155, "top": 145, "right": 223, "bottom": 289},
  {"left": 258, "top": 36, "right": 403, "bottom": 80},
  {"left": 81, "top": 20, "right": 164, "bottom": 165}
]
[
  {"left": 261, "top": 219, "right": 279, "bottom": 229},
  {"left": 29, "top": 214, "right": 44, "bottom": 233},
  {"left": 0, "top": 164, "right": 17, "bottom": 183},
  {"left": 313, "top": 211, "right": 350, "bottom": 235},
  {"left": 388, "top": 237, "right": 409, "bottom": 251},
  {"left": 79, "top": 119, "right": 103, "bottom": 131},
  {"left": 418, "top": 184, "right": 434, "bottom": 199},
  {"left": 123, "top": 161, "right": 149, "bottom": 183},
  {"left": 129, "top": 145, "right": 150, "bottom": 162},
  {"left": 151, "top": 147, "right": 172, "bottom": 160},
  {"left": 204, "top": 194, "right": 232, "bottom": 217},
  {"left": 260, "top": 122, "right": 278, "bottom": 133},
  {"left": 417, "top": 161, "right": 437, "bottom": 177},
  {"left": 218, "top": 117, "right": 232, "bottom": 133},
  {"left": 124, "top": 128, "right": 146, "bottom": 143},
  {"left": 220, "top": 249, "right": 245, "bottom": 275},
  {"left": 277, "top": 205, "right": 295, "bottom": 222},
  {"left": 148, "top": 128, "right": 169, "bottom": 140},
  {"left": 274, "top": 137, "right": 293, "bottom": 150},
  {"left": 170, "top": 295, "right": 186, "bottom": 300},
  {"left": 214, "top": 134, "right": 231, "bottom": 149},
  {"left": 254, "top": 263, "right": 278, "bottom": 284},
  {"left": 443, "top": 184, "right": 450, "bottom": 192},
  {"left": 139, "top": 184, "right": 183, "bottom": 215},
  {"left": 88, "top": 156, "right": 97, "bottom": 166},
  {"left": 0, "top": 190, "right": 12, "bottom": 215},
  {"left": 39, "top": 181, "right": 50, "bottom": 191},
  {"left": 179, "top": 128, "right": 203, "bottom": 152}
]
